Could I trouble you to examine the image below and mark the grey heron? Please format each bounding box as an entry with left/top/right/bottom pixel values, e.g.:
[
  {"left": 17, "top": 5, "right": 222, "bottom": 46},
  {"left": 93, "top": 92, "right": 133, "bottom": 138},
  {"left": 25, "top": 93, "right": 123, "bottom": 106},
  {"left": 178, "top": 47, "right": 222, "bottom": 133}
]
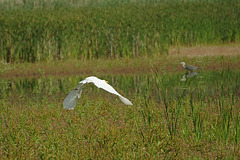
[
  {"left": 63, "top": 76, "right": 133, "bottom": 110},
  {"left": 180, "top": 62, "right": 199, "bottom": 72}
]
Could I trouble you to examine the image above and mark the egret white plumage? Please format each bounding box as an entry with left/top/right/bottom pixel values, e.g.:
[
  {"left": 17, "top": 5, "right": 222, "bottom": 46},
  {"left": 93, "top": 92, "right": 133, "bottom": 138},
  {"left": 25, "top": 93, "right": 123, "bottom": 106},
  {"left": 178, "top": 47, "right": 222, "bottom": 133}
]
[
  {"left": 63, "top": 76, "right": 133, "bottom": 110},
  {"left": 180, "top": 62, "right": 199, "bottom": 72}
]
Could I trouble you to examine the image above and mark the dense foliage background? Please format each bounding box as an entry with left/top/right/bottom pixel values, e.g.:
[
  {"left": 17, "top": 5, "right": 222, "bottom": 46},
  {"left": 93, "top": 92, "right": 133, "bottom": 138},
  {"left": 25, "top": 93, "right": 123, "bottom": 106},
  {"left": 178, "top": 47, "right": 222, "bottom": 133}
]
[{"left": 0, "top": 0, "right": 239, "bottom": 62}]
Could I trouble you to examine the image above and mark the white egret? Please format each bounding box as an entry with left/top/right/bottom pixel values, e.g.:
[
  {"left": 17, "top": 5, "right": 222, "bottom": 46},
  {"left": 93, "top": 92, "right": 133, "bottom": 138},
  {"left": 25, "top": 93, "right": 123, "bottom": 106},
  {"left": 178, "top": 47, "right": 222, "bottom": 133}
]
[
  {"left": 180, "top": 62, "right": 199, "bottom": 72},
  {"left": 63, "top": 76, "right": 133, "bottom": 110}
]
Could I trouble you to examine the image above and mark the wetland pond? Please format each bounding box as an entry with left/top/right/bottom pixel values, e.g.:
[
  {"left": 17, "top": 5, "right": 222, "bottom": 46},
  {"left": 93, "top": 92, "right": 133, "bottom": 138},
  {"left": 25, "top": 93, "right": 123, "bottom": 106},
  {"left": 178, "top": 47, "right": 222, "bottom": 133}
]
[{"left": 1, "top": 70, "right": 239, "bottom": 105}]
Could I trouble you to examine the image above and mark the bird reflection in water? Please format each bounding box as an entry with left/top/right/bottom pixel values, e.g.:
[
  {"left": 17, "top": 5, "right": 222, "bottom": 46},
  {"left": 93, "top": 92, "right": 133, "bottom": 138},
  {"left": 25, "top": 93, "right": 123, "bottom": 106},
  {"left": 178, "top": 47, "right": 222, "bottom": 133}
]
[{"left": 180, "top": 72, "right": 199, "bottom": 81}]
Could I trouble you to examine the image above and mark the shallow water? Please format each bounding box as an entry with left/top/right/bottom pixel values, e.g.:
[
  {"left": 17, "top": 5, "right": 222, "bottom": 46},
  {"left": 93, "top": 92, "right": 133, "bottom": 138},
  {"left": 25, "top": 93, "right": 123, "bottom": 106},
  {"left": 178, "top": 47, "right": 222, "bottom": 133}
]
[
  {"left": 1, "top": 69, "right": 240, "bottom": 104},
  {"left": 0, "top": 73, "right": 193, "bottom": 99}
]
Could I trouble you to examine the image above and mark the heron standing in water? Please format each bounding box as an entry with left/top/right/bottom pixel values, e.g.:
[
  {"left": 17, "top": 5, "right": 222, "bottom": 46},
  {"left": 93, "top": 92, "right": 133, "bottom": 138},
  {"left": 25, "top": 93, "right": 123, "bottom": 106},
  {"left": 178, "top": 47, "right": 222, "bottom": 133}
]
[{"left": 180, "top": 62, "right": 199, "bottom": 72}]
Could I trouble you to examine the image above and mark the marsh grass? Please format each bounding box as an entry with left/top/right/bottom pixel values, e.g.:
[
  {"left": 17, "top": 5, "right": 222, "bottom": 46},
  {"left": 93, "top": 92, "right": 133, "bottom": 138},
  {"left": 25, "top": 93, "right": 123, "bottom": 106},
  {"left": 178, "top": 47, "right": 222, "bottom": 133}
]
[
  {"left": 190, "top": 93, "right": 204, "bottom": 141},
  {"left": 1, "top": 67, "right": 240, "bottom": 158}
]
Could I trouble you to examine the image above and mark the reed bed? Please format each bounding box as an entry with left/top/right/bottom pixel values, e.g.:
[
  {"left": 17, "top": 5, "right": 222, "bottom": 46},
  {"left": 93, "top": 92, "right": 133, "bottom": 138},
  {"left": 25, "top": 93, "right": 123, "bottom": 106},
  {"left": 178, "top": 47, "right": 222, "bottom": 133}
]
[{"left": 0, "top": 0, "right": 239, "bottom": 62}]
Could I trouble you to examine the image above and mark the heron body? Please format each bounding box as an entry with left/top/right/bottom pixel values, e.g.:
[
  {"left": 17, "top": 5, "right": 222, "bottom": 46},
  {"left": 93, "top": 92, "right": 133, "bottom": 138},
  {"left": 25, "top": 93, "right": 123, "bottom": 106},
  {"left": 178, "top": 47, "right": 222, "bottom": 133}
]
[
  {"left": 180, "top": 62, "right": 199, "bottom": 72},
  {"left": 63, "top": 76, "right": 133, "bottom": 110}
]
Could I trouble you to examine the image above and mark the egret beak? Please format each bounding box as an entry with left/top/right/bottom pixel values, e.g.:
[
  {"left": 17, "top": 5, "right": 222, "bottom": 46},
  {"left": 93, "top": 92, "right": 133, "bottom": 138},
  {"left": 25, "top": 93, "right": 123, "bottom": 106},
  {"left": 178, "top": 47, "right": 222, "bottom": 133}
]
[{"left": 105, "top": 80, "right": 109, "bottom": 83}]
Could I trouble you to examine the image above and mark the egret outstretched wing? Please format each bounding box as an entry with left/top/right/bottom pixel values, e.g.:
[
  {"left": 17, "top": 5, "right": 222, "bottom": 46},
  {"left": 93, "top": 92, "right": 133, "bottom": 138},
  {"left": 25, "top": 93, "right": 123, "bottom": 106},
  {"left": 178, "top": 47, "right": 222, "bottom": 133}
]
[
  {"left": 80, "top": 76, "right": 119, "bottom": 95},
  {"left": 63, "top": 84, "right": 84, "bottom": 110},
  {"left": 63, "top": 76, "right": 133, "bottom": 110}
]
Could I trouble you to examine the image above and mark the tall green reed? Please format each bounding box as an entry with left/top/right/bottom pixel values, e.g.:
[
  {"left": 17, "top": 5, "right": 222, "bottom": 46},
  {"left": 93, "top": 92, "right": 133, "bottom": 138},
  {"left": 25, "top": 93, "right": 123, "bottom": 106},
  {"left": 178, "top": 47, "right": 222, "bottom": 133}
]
[
  {"left": 0, "top": 1, "right": 239, "bottom": 62},
  {"left": 190, "top": 92, "right": 203, "bottom": 141},
  {"left": 235, "top": 115, "right": 240, "bottom": 144}
]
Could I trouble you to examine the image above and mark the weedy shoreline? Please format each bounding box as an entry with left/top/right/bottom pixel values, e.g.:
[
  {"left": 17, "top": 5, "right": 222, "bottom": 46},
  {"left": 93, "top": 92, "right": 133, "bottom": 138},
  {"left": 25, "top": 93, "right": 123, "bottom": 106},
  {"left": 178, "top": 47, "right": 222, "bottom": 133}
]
[{"left": 1, "top": 44, "right": 240, "bottom": 79}]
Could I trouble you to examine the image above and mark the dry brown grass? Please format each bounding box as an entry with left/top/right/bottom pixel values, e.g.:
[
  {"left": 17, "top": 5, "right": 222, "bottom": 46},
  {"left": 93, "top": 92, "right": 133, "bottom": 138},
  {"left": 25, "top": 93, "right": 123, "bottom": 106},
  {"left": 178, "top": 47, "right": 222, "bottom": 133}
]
[
  {"left": 170, "top": 44, "right": 240, "bottom": 57},
  {"left": 1, "top": 45, "right": 240, "bottom": 79}
]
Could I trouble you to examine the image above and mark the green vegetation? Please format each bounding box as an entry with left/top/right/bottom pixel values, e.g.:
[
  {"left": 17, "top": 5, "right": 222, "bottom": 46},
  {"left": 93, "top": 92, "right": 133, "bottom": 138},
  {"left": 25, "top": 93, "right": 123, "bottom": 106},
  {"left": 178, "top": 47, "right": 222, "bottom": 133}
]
[
  {"left": 0, "top": 0, "right": 240, "bottom": 62},
  {"left": 1, "top": 0, "right": 240, "bottom": 158},
  {"left": 1, "top": 66, "right": 240, "bottom": 158}
]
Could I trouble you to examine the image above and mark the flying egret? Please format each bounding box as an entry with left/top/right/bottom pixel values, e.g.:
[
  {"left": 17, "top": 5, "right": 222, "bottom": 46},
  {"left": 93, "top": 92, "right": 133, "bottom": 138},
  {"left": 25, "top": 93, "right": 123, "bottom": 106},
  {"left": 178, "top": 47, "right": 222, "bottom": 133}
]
[
  {"left": 180, "top": 62, "right": 199, "bottom": 72},
  {"left": 180, "top": 72, "right": 199, "bottom": 81},
  {"left": 63, "top": 76, "right": 133, "bottom": 110}
]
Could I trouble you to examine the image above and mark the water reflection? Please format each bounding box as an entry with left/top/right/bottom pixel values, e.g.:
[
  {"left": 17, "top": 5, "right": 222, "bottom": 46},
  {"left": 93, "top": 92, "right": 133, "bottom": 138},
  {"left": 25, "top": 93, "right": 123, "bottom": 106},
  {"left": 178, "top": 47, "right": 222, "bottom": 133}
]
[
  {"left": 0, "top": 74, "right": 182, "bottom": 101},
  {"left": 1, "top": 70, "right": 239, "bottom": 103},
  {"left": 0, "top": 75, "right": 137, "bottom": 97},
  {"left": 180, "top": 72, "right": 199, "bottom": 81},
  {"left": 0, "top": 76, "right": 84, "bottom": 98}
]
